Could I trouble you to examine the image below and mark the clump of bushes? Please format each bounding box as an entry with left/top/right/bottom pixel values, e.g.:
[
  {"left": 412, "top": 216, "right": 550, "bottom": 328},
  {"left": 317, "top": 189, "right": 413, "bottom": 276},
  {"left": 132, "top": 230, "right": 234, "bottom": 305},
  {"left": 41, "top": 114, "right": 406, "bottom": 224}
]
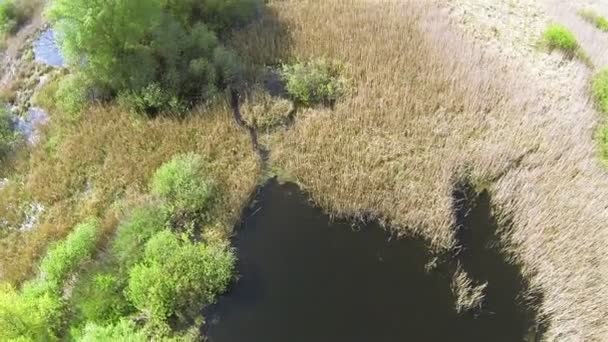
[
  {"left": 67, "top": 152, "right": 234, "bottom": 340},
  {"left": 151, "top": 153, "right": 215, "bottom": 213},
  {"left": 579, "top": 9, "right": 608, "bottom": 32},
  {"left": 281, "top": 59, "right": 346, "bottom": 107},
  {"left": 540, "top": 24, "right": 590, "bottom": 65},
  {"left": 48, "top": 0, "right": 261, "bottom": 115},
  {"left": 0, "top": 219, "right": 100, "bottom": 341},
  {"left": 127, "top": 230, "right": 235, "bottom": 323}
]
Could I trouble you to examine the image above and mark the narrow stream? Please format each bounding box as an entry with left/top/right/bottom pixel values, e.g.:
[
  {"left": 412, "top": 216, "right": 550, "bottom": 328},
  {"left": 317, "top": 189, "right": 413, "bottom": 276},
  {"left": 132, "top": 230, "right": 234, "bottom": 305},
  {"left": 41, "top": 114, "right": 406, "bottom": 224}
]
[{"left": 204, "top": 180, "right": 539, "bottom": 342}]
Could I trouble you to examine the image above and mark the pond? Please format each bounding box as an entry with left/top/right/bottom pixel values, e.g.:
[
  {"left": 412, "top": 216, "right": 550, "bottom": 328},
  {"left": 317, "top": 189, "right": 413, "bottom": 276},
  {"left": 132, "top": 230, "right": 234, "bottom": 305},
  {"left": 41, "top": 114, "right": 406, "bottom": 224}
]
[
  {"left": 204, "top": 180, "right": 540, "bottom": 342},
  {"left": 33, "top": 29, "right": 64, "bottom": 67}
]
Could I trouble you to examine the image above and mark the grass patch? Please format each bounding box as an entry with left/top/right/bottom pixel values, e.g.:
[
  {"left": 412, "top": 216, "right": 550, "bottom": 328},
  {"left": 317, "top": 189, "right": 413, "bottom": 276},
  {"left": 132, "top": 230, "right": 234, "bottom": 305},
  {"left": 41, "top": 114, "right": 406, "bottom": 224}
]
[
  {"left": 540, "top": 23, "right": 591, "bottom": 65},
  {"left": 579, "top": 9, "right": 608, "bottom": 32}
]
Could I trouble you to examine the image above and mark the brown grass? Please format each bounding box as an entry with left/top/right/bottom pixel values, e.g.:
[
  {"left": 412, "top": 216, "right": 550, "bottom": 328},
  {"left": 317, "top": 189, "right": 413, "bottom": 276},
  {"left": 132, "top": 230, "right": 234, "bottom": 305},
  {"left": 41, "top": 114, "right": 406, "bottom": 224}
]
[
  {"left": 0, "top": 103, "right": 261, "bottom": 284},
  {"left": 234, "top": 1, "right": 608, "bottom": 340}
]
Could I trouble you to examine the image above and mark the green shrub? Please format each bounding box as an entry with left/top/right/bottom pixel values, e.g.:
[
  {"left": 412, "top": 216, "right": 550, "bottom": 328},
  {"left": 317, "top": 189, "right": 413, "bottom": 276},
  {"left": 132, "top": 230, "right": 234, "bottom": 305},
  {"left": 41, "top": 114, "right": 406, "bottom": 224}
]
[
  {"left": 593, "top": 68, "right": 608, "bottom": 114},
  {"left": 127, "top": 230, "right": 235, "bottom": 323},
  {"left": 0, "top": 106, "right": 19, "bottom": 161},
  {"left": 80, "top": 319, "right": 147, "bottom": 342},
  {"left": 541, "top": 24, "right": 579, "bottom": 55},
  {"left": 72, "top": 273, "right": 132, "bottom": 331},
  {"left": 118, "top": 83, "right": 186, "bottom": 116},
  {"left": 54, "top": 74, "right": 91, "bottom": 119},
  {"left": 39, "top": 218, "right": 99, "bottom": 289},
  {"left": 0, "top": 282, "right": 64, "bottom": 341},
  {"left": 579, "top": 9, "right": 608, "bottom": 32},
  {"left": 281, "top": 59, "right": 346, "bottom": 107},
  {"left": 111, "top": 205, "right": 169, "bottom": 269},
  {"left": 151, "top": 153, "right": 215, "bottom": 212}
]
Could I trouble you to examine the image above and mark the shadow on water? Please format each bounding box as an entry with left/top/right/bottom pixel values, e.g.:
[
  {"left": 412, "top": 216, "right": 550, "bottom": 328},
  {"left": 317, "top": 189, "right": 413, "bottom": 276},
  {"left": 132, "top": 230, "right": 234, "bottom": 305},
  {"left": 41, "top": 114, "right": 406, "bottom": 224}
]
[{"left": 204, "top": 179, "right": 540, "bottom": 342}]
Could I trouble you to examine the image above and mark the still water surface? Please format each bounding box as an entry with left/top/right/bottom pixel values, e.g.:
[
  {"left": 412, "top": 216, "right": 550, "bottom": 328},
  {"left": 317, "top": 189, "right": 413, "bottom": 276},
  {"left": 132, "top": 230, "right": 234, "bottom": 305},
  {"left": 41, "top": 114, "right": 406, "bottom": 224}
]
[{"left": 205, "top": 180, "right": 537, "bottom": 342}]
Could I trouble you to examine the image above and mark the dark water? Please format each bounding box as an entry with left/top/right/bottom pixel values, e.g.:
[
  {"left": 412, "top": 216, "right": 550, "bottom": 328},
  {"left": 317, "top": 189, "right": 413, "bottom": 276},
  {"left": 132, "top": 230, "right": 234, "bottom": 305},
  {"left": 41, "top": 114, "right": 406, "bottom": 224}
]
[{"left": 205, "top": 180, "right": 538, "bottom": 342}]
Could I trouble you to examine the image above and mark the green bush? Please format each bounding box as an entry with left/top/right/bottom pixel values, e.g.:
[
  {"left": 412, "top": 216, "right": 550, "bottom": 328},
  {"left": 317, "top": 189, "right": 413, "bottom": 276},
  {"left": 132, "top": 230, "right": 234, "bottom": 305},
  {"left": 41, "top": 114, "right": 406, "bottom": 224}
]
[
  {"left": 80, "top": 319, "right": 147, "bottom": 342},
  {"left": 54, "top": 74, "right": 91, "bottom": 118},
  {"left": 0, "top": 106, "right": 19, "bottom": 161},
  {"left": 39, "top": 218, "right": 99, "bottom": 289},
  {"left": 71, "top": 273, "right": 132, "bottom": 332},
  {"left": 541, "top": 24, "right": 579, "bottom": 56},
  {"left": 127, "top": 230, "right": 235, "bottom": 323},
  {"left": 111, "top": 205, "right": 169, "bottom": 269},
  {"left": 593, "top": 68, "right": 608, "bottom": 114},
  {"left": 281, "top": 59, "right": 346, "bottom": 107},
  {"left": 0, "top": 282, "right": 64, "bottom": 341},
  {"left": 151, "top": 153, "right": 215, "bottom": 212},
  {"left": 579, "top": 9, "right": 608, "bottom": 32},
  {"left": 118, "top": 83, "right": 186, "bottom": 116}
]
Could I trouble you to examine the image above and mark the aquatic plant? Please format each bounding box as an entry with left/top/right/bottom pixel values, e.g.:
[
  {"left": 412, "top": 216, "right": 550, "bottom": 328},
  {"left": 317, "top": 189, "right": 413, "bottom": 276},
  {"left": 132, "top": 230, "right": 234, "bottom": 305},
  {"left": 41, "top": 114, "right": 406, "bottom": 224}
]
[{"left": 451, "top": 265, "right": 487, "bottom": 314}]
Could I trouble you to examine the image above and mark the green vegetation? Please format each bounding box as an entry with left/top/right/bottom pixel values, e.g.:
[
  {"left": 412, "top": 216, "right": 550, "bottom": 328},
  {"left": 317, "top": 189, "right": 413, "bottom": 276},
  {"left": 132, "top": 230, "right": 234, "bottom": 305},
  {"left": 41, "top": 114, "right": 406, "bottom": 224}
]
[
  {"left": 65, "top": 153, "right": 238, "bottom": 340},
  {"left": 593, "top": 69, "right": 608, "bottom": 164},
  {"left": 540, "top": 24, "right": 592, "bottom": 66},
  {"left": 593, "top": 68, "right": 608, "bottom": 114},
  {"left": 80, "top": 319, "right": 148, "bottom": 342},
  {"left": 579, "top": 9, "right": 608, "bottom": 32},
  {"left": 39, "top": 219, "right": 99, "bottom": 289},
  {"left": 0, "top": 219, "right": 100, "bottom": 341},
  {"left": 0, "top": 0, "right": 38, "bottom": 37},
  {"left": 127, "top": 230, "right": 235, "bottom": 324},
  {"left": 48, "top": 0, "right": 260, "bottom": 115},
  {"left": 281, "top": 59, "right": 346, "bottom": 107},
  {"left": 541, "top": 24, "right": 579, "bottom": 55},
  {"left": 151, "top": 153, "right": 215, "bottom": 213}
]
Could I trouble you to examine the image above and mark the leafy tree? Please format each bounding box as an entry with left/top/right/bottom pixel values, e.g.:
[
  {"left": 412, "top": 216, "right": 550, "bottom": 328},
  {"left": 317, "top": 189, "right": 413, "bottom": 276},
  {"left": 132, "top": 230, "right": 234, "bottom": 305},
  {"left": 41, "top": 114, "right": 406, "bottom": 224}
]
[{"left": 48, "top": 0, "right": 259, "bottom": 114}]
